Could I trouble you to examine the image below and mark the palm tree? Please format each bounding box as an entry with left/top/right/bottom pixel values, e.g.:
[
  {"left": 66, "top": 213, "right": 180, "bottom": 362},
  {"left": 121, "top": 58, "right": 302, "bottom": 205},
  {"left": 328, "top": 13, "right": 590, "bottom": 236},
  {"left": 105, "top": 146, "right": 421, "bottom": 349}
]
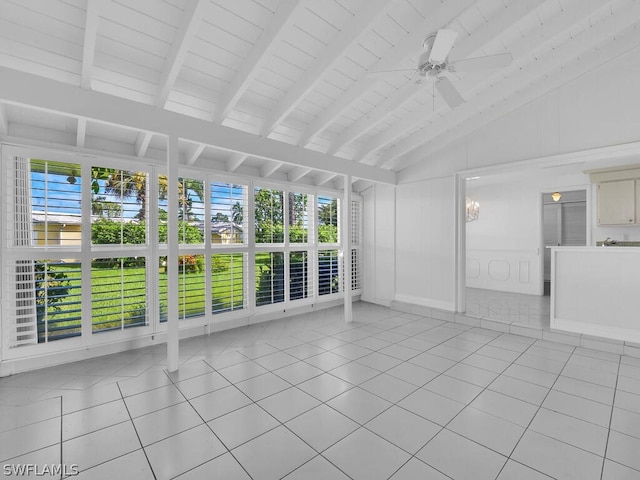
[
  {"left": 232, "top": 201, "right": 243, "bottom": 224},
  {"left": 100, "top": 170, "right": 203, "bottom": 221},
  {"left": 104, "top": 170, "right": 149, "bottom": 220}
]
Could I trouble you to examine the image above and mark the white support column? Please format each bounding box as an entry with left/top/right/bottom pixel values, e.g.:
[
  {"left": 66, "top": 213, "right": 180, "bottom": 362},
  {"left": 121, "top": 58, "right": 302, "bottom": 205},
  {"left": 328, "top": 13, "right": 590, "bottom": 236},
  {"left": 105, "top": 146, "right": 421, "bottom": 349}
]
[
  {"left": 167, "top": 134, "right": 180, "bottom": 372},
  {"left": 343, "top": 174, "right": 352, "bottom": 323}
]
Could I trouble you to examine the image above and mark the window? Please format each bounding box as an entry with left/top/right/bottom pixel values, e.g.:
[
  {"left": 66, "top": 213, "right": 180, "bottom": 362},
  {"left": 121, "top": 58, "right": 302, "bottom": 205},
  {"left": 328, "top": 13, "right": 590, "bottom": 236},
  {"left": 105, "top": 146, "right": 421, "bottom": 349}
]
[
  {"left": 92, "top": 257, "right": 147, "bottom": 333},
  {"left": 255, "top": 187, "right": 284, "bottom": 243},
  {"left": 3, "top": 149, "right": 358, "bottom": 356},
  {"left": 34, "top": 259, "right": 82, "bottom": 342},
  {"left": 290, "top": 251, "right": 310, "bottom": 300},
  {"left": 212, "top": 253, "right": 245, "bottom": 313},
  {"left": 318, "top": 196, "right": 338, "bottom": 243},
  {"left": 351, "top": 199, "right": 362, "bottom": 291},
  {"left": 91, "top": 168, "right": 147, "bottom": 245},
  {"left": 211, "top": 182, "right": 246, "bottom": 244},
  {"left": 30, "top": 160, "right": 82, "bottom": 247},
  {"left": 288, "top": 192, "right": 312, "bottom": 243},
  {"left": 255, "top": 252, "right": 285, "bottom": 306},
  {"left": 159, "top": 254, "right": 206, "bottom": 321},
  {"left": 158, "top": 176, "right": 206, "bottom": 245},
  {"left": 318, "top": 250, "right": 340, "bottom": 295}
]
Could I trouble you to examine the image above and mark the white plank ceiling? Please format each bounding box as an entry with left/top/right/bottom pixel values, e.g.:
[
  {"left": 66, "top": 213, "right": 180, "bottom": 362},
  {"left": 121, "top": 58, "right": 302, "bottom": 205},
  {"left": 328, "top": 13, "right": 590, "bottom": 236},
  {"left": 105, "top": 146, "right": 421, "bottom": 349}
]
[{"left": 0, "top": 0, "right": 638, "bottom": 187}]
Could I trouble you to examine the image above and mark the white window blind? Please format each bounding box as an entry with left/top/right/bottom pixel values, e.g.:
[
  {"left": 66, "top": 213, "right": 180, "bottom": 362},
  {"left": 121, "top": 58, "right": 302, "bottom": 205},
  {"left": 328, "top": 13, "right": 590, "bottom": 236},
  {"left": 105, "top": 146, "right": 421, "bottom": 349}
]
[
  {"left": 210, "top": 182, "right": 247, "bottom": 245},
  {"left": 255, "top": 187, "right": 284, "bottom": 244},
  {"left": 30, "top": 160, "right": 82, "bottom": 246},
  {"left": 91, "top": 168, "right": 147, "bottom": 245},
  {"left": 178, "top": 177, "right": 205, "bottom": 244},
  {"left": 290, "top": 251, "right": 312, "bottom": 300},
  {"left": 351, "top": 199, "right": 362, "bottom": 291},
  {"left": 212, "top": 253, "right": 246, "bottom": 313},
  {"left": 92, "top": 257, "right": 148, "bottom": 333},
  {"left": 6, "top": 156, "right": 37, "bottom": 347},
  {"left": 318, "top": 250, "right": 340, "bottom": 295},
  {"left": 255, "top": 252, "right": 285, "bottom": 306},
  {"left": 318, "top": 196, "right": 338, "bottom": 243},
  {"left": 288, "top": 192, "right": 313, "bottom": 243}
]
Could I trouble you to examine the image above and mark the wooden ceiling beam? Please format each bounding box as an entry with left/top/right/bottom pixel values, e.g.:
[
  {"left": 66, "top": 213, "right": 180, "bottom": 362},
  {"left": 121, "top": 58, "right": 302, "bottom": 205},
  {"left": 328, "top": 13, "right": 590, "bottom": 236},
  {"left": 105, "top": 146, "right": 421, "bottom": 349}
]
[
  {"left": 76, "top": 117, "right": 87, "bottom": 148},
  {"left": 0, "top": 103, "right": 8, "bottom": 136},
  {"left": 185, "top": 142, "right": 206, "bottom": 165},
  {"left": 388, "top": 0, "right": 640, "bottom": 170},
  {"left": 297, "top": 0, "right": 477, "bottom": 147},
  {"left": 354, "top": 0, "right": 550, "bottom": 163},
  {"left": 227, "top": 153, "right": 249, "bottom": 172},
  {"left": 134, "top": 131, "right": 153, "bottom": 157},
  {"left": 216, "top": 0, "right": 303, "bottom": 123},
  {"left": 260, "top": 161, "right": 284, "bottom": 178},
  {"left": 287, "top": 166, "right": 312, "bottom": 183},
  {"left": 80, "top": 0, "right": 100, "bottom": 90},
  {"left": 261, "top": 0, "right": 392, "bottom": 136},
  {"left": 157, "top": 0, "right": 207, "bottom": 107},
  {"left": 0, "top": 67, "right": 395, "bottom": 184}
]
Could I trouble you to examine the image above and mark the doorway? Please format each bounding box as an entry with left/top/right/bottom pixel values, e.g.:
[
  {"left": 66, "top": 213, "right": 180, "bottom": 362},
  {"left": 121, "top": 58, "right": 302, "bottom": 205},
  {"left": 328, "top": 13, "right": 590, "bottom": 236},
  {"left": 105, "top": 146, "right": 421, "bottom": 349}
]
[{"left": 542, "top": 190, "right": 587, "bottom": 295}]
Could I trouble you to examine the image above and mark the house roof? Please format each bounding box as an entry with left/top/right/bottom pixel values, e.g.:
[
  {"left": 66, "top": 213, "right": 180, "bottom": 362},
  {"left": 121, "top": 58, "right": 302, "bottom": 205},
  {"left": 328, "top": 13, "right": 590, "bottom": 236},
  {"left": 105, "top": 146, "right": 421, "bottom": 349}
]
[{"left": 210, "top": 222, "right": 242, "bottom": 234}]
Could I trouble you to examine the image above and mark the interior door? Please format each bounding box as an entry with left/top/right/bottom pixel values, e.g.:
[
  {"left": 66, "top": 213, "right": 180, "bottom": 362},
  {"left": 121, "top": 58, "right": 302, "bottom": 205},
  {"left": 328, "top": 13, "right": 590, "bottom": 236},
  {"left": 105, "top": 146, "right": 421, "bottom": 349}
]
[{"left": 543, "top": 192, "right": 587, "bottom": 287}]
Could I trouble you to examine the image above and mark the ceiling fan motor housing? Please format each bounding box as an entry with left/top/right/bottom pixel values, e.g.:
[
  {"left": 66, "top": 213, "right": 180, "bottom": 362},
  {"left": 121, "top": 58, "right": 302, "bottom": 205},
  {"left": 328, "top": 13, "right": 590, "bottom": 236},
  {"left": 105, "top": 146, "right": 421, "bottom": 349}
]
[{"left": 419, "top": 32, "right": 454, "bottom": 76}]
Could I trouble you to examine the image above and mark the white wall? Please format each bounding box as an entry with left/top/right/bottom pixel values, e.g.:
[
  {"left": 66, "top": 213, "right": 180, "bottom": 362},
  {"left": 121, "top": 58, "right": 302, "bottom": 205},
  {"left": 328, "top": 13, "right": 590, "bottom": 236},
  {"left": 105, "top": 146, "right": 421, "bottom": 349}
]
[
  {"left": 362, "top": 184, "right": 395, "bottom": 306},
  {"left": 376, "top": 42, "right": 640, "bottom": 309},
  {"left": 394, "top": 177, "right": 456, "bottom": 311},
  {"left": 465, "top": 170, "right": 589, "bottom": 295},
  {"left": 400, "top": 44, "right": 640, "bottom": 182}
]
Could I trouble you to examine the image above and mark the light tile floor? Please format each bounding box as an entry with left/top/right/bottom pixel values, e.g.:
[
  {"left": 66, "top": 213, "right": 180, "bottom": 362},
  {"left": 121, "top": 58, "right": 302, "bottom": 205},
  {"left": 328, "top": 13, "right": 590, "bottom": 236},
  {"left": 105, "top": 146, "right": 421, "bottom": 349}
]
[
  {"left": 466, "top": 288, "right": 551, "bottom": 328},
  {"left": 1, "top": 302, "right": 640, "bottom": 479}
]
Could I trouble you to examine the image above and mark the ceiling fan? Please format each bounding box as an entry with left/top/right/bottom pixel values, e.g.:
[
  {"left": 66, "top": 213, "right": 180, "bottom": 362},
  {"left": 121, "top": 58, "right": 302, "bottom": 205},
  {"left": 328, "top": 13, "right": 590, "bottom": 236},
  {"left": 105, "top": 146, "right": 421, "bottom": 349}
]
[{"left": 370, "top": 29, "right": 513, "bottom": 109}]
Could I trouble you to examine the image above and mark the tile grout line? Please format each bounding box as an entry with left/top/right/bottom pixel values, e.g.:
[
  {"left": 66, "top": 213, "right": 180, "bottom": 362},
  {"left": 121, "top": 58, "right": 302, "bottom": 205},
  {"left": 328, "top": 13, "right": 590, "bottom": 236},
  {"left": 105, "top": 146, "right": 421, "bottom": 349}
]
[
  {"left": 199, "top": 358, "right": 356, "bottom": 480},
  {"left": 58, "top": 395, "right": 63, "bottom": 480},
  {"left": 599, "top": 354, "right": 622, "bottom": 480},
  {"left": 385, "top": 331, "right": 540, "bottom": 479},
  {"left": 163, "top": 363, "right": 257, "bottom": 480},
  {"left": 491, "top": 340, "right": 576, "bottom": 479},
  {"left": 115, "top": 381, "right": 157, "bottom": 480}
]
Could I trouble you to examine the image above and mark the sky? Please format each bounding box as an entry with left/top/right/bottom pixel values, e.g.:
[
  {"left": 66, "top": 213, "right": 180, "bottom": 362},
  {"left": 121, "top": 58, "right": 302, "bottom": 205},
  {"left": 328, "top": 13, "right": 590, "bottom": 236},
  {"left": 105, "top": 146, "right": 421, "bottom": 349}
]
[{"left": 31, "top": 161, "right": 333, "bottom": 221}]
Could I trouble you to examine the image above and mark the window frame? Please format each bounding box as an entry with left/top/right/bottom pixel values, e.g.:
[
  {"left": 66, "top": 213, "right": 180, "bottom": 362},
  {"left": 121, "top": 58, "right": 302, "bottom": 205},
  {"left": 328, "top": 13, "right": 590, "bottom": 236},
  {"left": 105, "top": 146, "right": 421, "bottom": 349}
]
[{"left": 1, "top": 145, "right": 362, "bottom": 361}]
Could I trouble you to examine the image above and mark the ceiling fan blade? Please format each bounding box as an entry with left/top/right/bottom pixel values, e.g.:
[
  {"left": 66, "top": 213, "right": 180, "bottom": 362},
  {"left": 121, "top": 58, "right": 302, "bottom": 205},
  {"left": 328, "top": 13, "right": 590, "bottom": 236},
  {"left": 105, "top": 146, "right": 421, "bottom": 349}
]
[
  {"left": 366, "top": 68, "right": 417, "bottom": 78},
  {"left": 451, "top": 53, "right": 513, "bottom": 72},
  {"left": 436, "top": 77, "right": 464, "bottom": 108},
  {"left": 429, "top": 29, "right": 458, "bottom": 65}
]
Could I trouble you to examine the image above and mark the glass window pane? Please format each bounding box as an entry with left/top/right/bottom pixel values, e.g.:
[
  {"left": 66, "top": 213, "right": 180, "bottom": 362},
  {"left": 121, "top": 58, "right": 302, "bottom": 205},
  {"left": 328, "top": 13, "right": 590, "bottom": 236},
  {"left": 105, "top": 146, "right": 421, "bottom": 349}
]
[
  {"left": 35, "top": 259, "right": 82, "bottom": 342},
  {"left": 255, "top": 252, "right": 285, "bottom": 306},
  {"left": 318, "top": 196, "right": 338, "bottom": 243},
  {"left": 30, "top": 160, "right": 82, "bottom": 247},
  {"left": 212, "top": 253, "right": 245, "bottom": 314},
  {"left": 159, "top": 254, "right": 206, "bottom": 321},
  {"left": 318, "top": 250, "right": 340, "bottom": 295},
  {"left": 92, "top": 257, "right": 147, "bottom": 332},
  {"left": 91, "top": 168, "right": 147, "bottom": 245},
  {"left": 210, "top": 182, "right": 246, "bottom": 244},
  {"left": 255, "top": 187, "right": 284, "bottom": 243},
  {"left": 290, "top": 251, "right": 309, "bottom": 300},
  {"left": 180, "top": 178, "right": 205, "bottom": 244},
  {"left": 289, "top": 192, "right": 310, "bottom": 243}
]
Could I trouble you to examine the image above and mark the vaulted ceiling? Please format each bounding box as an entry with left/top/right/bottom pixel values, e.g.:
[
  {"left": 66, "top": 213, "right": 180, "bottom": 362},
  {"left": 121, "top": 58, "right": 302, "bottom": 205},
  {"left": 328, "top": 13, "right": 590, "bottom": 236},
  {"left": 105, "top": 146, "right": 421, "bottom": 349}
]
[{"left": 0, "top": 0, "right": 638, "bottom": 189}]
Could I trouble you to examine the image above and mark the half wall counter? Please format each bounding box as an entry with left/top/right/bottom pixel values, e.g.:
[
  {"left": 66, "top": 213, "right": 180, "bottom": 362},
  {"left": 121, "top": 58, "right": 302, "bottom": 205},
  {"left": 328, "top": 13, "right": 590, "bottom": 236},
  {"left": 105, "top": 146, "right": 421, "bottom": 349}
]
[{"left": 550, "top": 246, "right": 640, "bottom": 343}]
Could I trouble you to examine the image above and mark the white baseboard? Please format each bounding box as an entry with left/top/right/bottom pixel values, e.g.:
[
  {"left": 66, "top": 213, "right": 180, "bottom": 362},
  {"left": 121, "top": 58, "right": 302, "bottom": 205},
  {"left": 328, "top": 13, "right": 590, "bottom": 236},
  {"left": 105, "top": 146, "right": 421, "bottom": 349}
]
[{"left": 0, "top": 298, "right": 354, "bottom": 377}]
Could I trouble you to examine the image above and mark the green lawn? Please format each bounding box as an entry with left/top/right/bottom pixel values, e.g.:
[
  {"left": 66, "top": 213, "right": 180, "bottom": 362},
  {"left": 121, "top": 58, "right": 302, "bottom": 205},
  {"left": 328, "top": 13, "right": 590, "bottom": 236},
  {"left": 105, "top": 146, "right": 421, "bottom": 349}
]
[{"left": 36, "top": 254, "right": 244, "bottom": 342}]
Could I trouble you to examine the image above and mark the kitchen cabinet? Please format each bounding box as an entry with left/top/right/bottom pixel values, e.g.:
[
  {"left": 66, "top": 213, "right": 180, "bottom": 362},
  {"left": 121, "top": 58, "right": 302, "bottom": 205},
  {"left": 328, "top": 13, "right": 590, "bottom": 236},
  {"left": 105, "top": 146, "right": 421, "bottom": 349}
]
[{"left": 597, "top": 179, "right": 635, "bottom": 225}]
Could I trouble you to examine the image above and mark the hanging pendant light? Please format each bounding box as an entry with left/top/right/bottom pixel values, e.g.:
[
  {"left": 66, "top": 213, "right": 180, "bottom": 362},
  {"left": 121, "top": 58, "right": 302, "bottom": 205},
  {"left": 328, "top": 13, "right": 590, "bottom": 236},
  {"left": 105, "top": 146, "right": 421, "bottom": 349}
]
[
  {"left": 466, "top": 197, "right": 480, "bottom": 222},
  {"left": 551, "top": 192, "right": 562, "bottom": 202}
]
